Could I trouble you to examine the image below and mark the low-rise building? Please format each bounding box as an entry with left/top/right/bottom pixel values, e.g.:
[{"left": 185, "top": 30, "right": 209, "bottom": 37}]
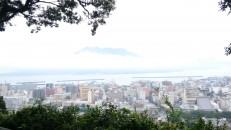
[{"left": 196, "top": 97, "right": 216, "bottom": 111}]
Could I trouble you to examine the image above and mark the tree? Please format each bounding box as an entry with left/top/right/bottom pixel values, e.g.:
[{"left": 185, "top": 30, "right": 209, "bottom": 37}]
[
  {"left": 0, "top": 99, "right": 228, "bottom": 130},
  {"left": 224, "top": 43, "right": 231, "bottom": 55},
  {"left": 0, "top": 96, "right": 7, "bottom": 114},
  {"left": 219, "top": 0, "right": 231, "bottom": 55},
  {"left": 0, "top": 0, "right": 116, "bottom": 35}
]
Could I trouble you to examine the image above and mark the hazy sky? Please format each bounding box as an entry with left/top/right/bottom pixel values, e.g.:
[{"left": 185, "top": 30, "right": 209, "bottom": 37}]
[{"left": 1, "top": 0, "right": 231, "bottom": 76}]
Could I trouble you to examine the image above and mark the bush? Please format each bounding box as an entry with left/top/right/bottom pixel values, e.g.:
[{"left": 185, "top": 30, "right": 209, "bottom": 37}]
[{"left": 0, "top": 99, "right": 228, "bottom": 130}]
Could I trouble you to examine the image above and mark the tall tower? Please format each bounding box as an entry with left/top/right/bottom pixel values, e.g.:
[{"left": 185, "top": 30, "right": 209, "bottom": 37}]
[{"left": 88, "top": 89, "right": 94, "bottom": 104}]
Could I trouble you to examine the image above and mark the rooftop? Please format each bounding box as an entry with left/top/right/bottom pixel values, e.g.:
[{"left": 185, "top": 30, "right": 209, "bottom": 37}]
[{"left": 196, "top": 97, "right": 216, "bottom": 111}]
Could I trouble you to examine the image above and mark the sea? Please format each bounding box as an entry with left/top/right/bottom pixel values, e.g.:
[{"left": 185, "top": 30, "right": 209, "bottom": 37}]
[{"left": 0, "top": 69, "right": 228, "bottom": 85}]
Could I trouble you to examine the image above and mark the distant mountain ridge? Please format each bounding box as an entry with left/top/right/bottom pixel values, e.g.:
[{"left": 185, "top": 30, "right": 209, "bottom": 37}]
[{"left": 75, "top": 47, "right": 138, "bottom": 57}]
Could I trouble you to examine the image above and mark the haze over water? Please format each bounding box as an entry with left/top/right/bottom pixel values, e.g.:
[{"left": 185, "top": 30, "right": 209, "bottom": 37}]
[{"left": 0, "top": 69, "right": 229, "bottom": 85}]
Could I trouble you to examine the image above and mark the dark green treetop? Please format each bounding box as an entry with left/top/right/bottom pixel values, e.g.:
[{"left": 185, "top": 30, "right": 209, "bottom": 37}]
[
  {"left": 0, "top": 99, "right": 228, "bottom": 130},
  {"left": 0, "top": 0, "right": 116, "bottom": 35},
  {"left": 0, "top": 96, "right": 7, "bottom": 114}
]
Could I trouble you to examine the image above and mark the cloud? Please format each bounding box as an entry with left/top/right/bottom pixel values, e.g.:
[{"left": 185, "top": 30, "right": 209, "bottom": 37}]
[{"left": 75, "top": 47, "right": 139, "bottom": 57}]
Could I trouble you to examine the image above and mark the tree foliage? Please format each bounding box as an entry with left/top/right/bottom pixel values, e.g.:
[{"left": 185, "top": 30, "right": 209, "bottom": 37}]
[
  {"left": 219, "top": 0, "right": 231, "bottom": 55},
  {"left": 0, "top": 0, "right": 116, "bottom": 35},
  {"left": 224, "top": 43, "right": 231, "bottom": 56},
  {"left": 0, "top": 99, "right": 228, "bottom": 130},
  {"left": 219, "top": 0, "right": 231, "bottom": 14},
  {"left": 182, "top": 110, "right": 231, "bottom": 122},
  {"left": 0, "top": 96, "right": 7, "bottom": 114},
  {"left": 0, "top": 99, "right": 80, "bottom": 130}
]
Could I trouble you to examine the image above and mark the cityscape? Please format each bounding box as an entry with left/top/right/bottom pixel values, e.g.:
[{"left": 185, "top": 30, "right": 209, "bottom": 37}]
[
  {"left": 1, "top": 76, "right": 231, "bottom": 124},
  {"left": 2, "top": 0, "right": 231, "bottom": 129}
]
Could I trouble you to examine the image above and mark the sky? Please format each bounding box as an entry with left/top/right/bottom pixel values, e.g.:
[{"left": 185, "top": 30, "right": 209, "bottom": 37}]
[{"left": 1, "top": 0, "right": 231, "bottom": 77}]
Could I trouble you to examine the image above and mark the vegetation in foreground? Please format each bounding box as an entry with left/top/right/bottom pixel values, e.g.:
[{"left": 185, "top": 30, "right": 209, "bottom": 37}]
[
  {"left": 182, "top": 110, "right": 231, "bottom": 122},
  {"left": 0, "top": 98, "right": 228, "bottom": 130},
  {"left": 0, "top": 0, "right": 116, "bottom": 35}
]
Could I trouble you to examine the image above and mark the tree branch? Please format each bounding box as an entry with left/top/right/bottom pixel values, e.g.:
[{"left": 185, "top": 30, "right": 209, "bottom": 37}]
[
  {"left": 0, "top": 1, "right": 19, "bottom": 23},
  {"left": 21, "top": 12, "right": 31, "bottom": 18},
  {"left": 77, "top": 0, "right": 95, "bottom": 6},
  {"left": 33, "top": 1, "right": 58, "bottom": 6},
  {"left": 0, "top": 12, "right": 17, "bottom": 23},
  {"left": 77, "top": 0, "right": 90, "bottom": 17}
]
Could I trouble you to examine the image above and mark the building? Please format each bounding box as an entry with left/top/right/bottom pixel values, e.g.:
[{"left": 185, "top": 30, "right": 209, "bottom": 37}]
[
  {"left": 196, "top": 97, "right": 216, "bottom": 111},
  {"left": 183, "top": 87, "right": 199, "bottom": 104},
  {"left": 202, "top": 117, "right": 226, "bottom": 127},
  {"left": 218, "top": 96, "right": 231, "bottom": 111},
  {"left": 46, "top": 83, "right": 55, "bottom": 96},
  {"left": 54, "top": 93, "right": 71, "bottom": 100},
  {"left": 3, "top": 96, "right": 24, "bottom": 111},
  {"left": 46, "top": 88, "right": 55, "bottom": 97},
  {"left": 106, "top": 90, "right": 124, "bottom": 102},
  {"left": 17, "top": 82, "right": 41, "bottom": 91},
  {"left": 65, "top": 84, "right": 77, "bottom": 94},
  {"left": 32, "top": 89, "right": 46, "bottom": 99},
  {"left": 0, "top": 85, "right": 8, "bottom": 96},
  {"left": 80, "top": 85, "right": 92, "bottom": 101},
  {"left": 137, "top": 90, "right": 146, "bottom": 101},
  {"left": 88, "top": 89, "right": 94, "bottom": 104},
  {"left": 46, "top": 83, "right": 54, "bottom": 89}
]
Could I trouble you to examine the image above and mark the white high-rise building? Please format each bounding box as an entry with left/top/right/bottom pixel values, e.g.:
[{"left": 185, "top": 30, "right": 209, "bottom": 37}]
[{"left": 88, "top": 89, "right": 94, "bottom": 104}]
